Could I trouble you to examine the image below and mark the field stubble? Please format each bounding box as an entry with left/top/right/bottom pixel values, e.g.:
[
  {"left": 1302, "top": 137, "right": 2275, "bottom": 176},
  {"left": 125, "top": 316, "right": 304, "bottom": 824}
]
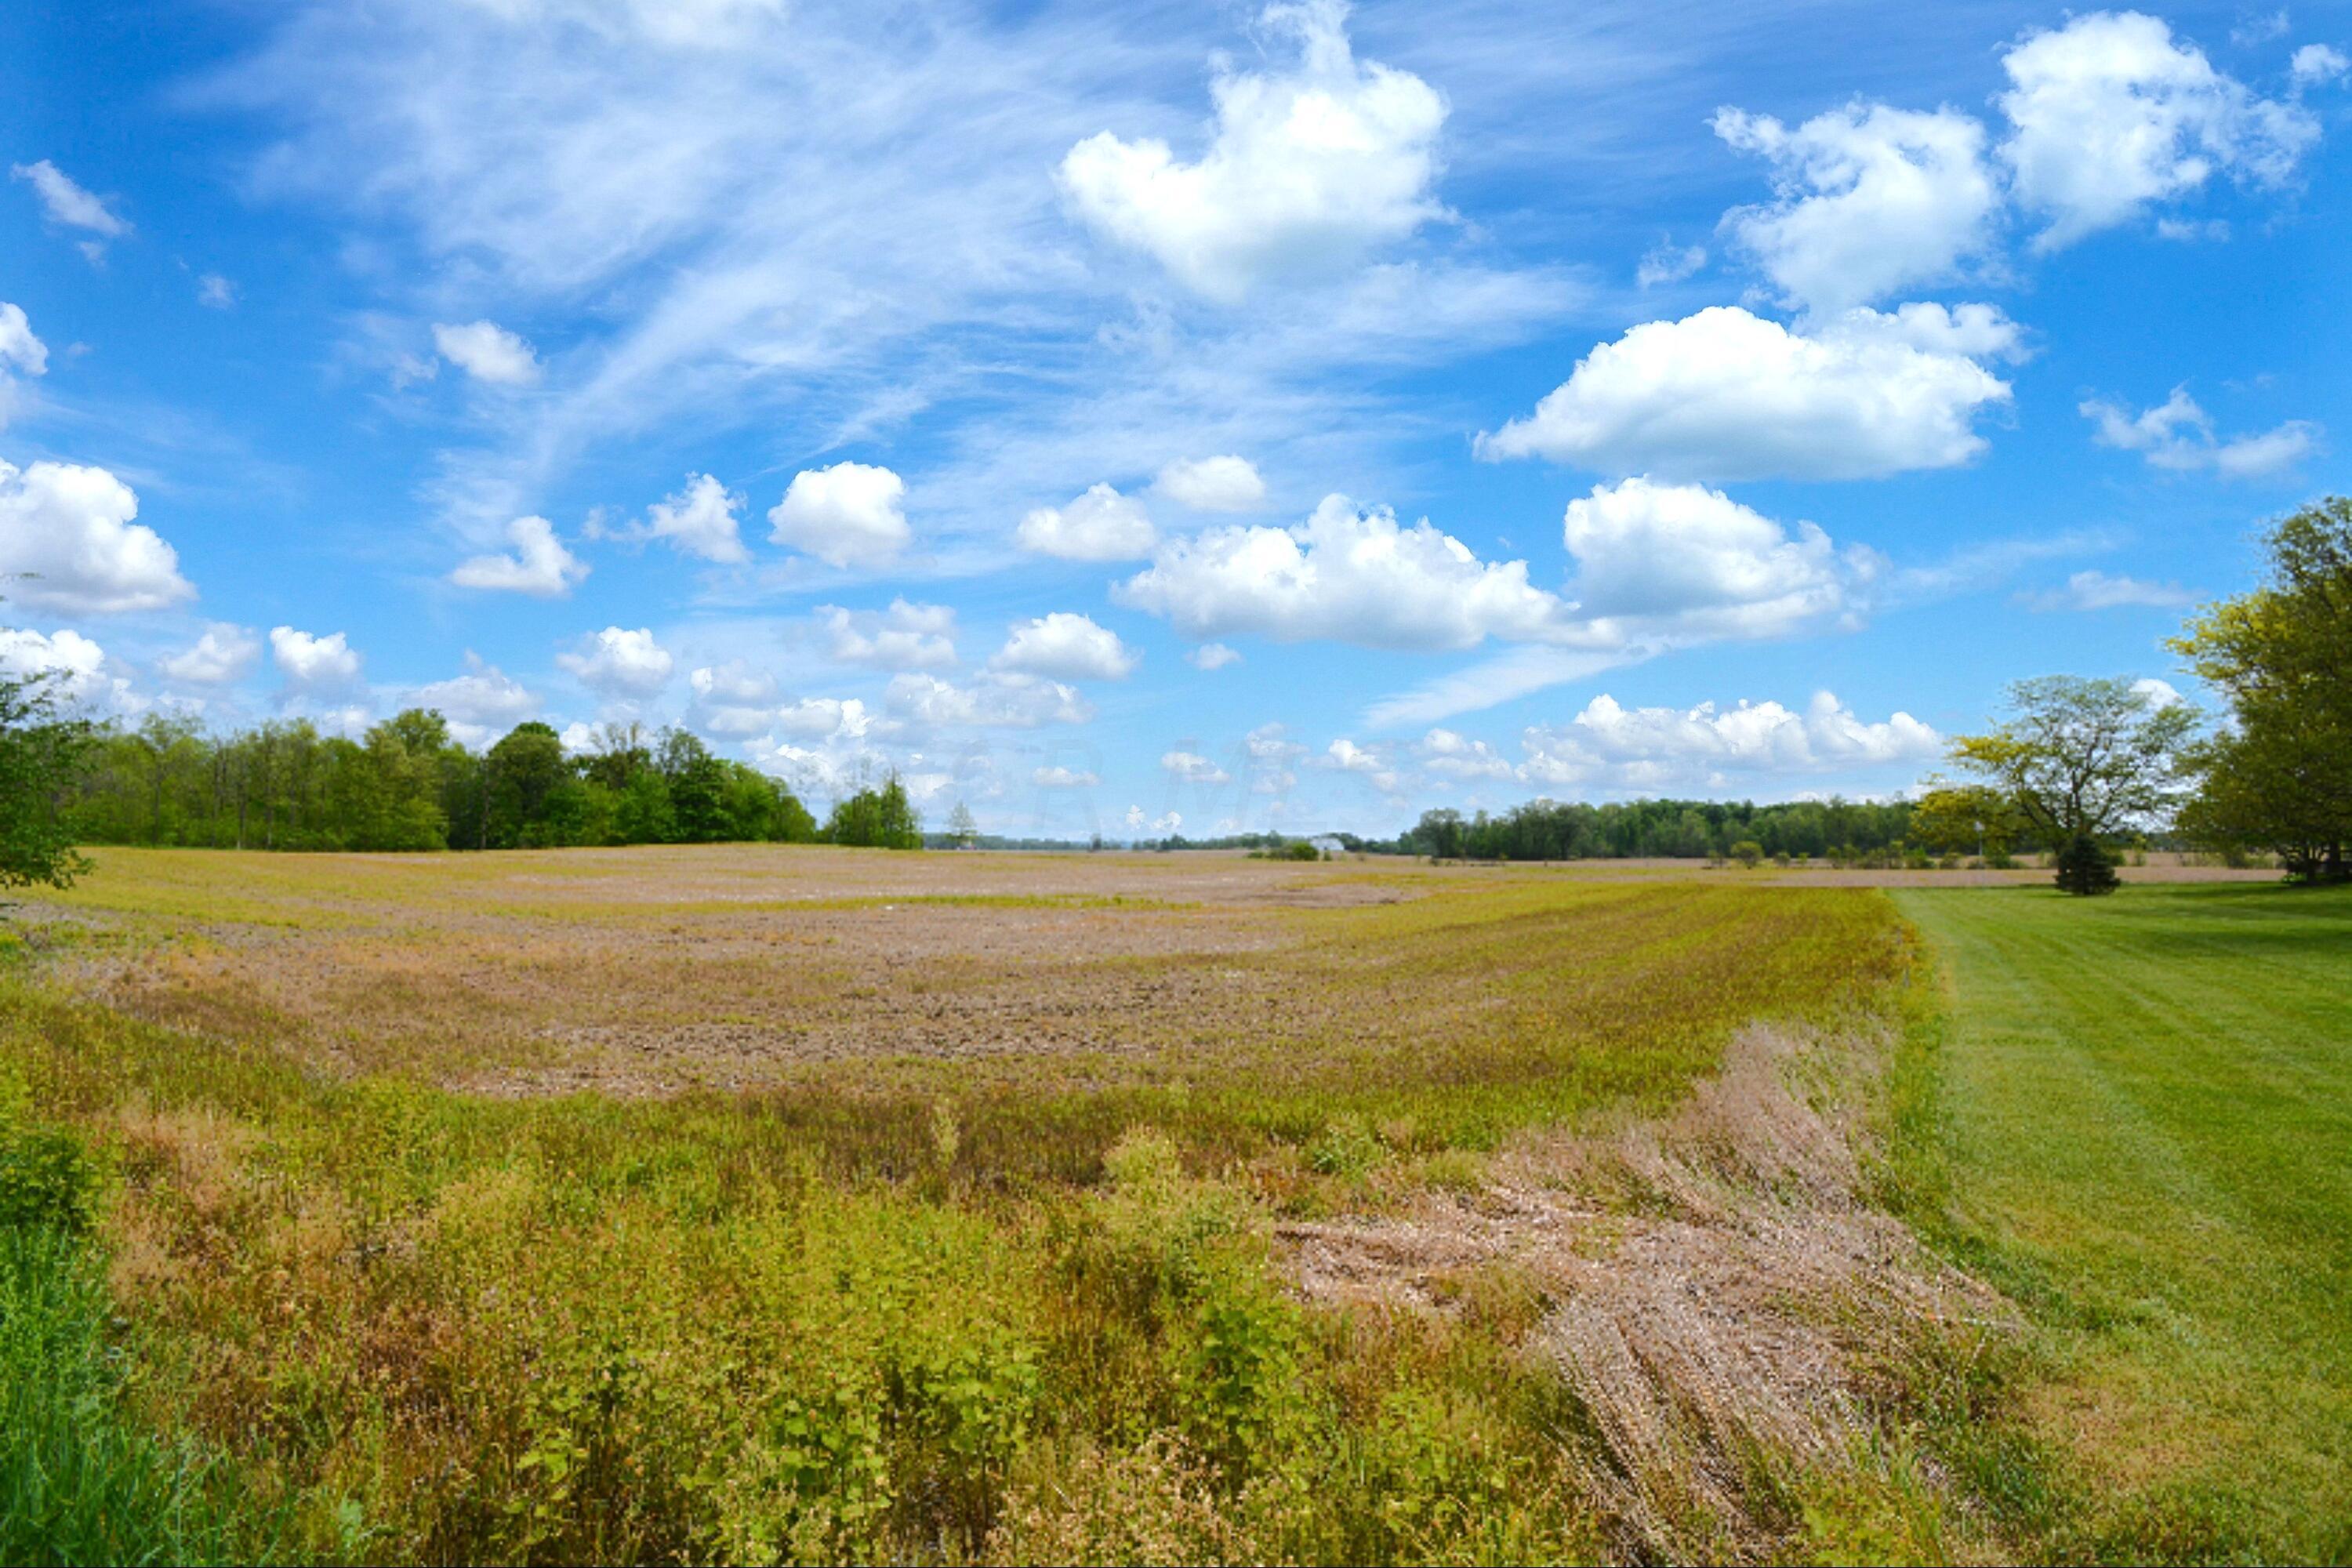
[{"left": 0, "top": 845, "right": 2038, "bottom": 1563}]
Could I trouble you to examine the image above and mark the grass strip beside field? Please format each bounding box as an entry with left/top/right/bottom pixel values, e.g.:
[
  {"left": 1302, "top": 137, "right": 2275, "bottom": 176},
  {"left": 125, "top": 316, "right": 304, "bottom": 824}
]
[{"left": 1892, "top": 884, "right": 2352, "bottom": 1562}]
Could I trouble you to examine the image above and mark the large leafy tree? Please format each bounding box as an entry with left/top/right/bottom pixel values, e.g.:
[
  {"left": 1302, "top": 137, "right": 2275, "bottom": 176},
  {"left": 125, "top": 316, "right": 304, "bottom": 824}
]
[
  {"left": 1907, "top": 782, "right": 2027, "bottom": 862},
  {"left": 2169, "top": 498, "right": 2352, "bottom": 883},
  {"left": 0, "top": 671, "right": 96, "bottom": 891},
  {"left": 656, "top": 727, "right": 731, "bottom": 844},
  {"left": 482, "top": 722, "right": 571, "bottom": 848},
  {"left": 1949, "top": 676, "right": 2198, "bottom": 895}
]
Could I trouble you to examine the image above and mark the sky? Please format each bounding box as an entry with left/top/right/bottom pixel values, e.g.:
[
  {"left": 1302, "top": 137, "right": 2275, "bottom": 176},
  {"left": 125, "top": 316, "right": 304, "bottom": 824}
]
[{"left": 2, "top": 0, "right": 2347, "bottom": 841}]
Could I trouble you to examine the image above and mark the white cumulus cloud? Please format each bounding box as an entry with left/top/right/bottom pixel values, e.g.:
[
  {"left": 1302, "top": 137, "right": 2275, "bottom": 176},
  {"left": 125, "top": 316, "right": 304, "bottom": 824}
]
[
  {"left": 557, "top": 626, "right": 674, "bottom": 697},
  {"left": 1562, "top": 477, "right": 1873, "bottom": 641},
  {"left": 1998, "top": 11, "right": 2318, "bottom": 251},
  {"left": 1033, "top": 765, "right": 1099, "bottom": 787},
  {"left": 1058, "top": 1, "right": 1446, "bottom": 299},
  {"left": 818, "top": 599, "right": 956, "bottom": 670},
  {"left": 1187, "top": 642, "right": 1242, "bottom": 671},
  {"left": 885, "top": 671, "right": 1090, "bottom": 729},
  {"left": 642, "top": 472, "right": 746, "bottom": 561},
  {"left": 1118, "top": 493, "right": 1564, "bottom": 651},
  {"left": 449, "top": 515, "right": 590, "bottom": 597},
  {"left": 1416, "top": 728, "right": 1514, "bottom": 780},
  {"left": 412, "top": 659, "right": 539, "bottom": 739},
  {"left": 2080, "top": 387, "right": 2318, "bottom": 477},
  {"left": 990, "top": 612, "right": 1138, "bottom": 681},
  {"left": 1162, "top": 750, "right": 1230, "bottom": 784},
  {"left": 0, "top": 303, "right": 49, "bottom": 379},
  {"left": 0, "top": 459, "right": 195, "bottom": 615},
  {"left": 1519, "top": 691, "right": 1940, "bottom": 789},
  {"left": 689, "top": 660, "right": 778, "bottom": 706},
  {"left": 1326, "top": 737, "right": 1401, "bottom": 794},
  {"left": 1476, "top": 303, "right": 2020, "bottom": 481},
  {"left": 432, "top": 320, "right": 542, "bottom": 386},
  {"left": 270, "top": 626, "right": 363, "bottom": 691},
  {"left": 768, "top": 461, "right": 909, "bottom": 568},
  {"left": 769, "top": 696, "right": 874, "bottom": 741},
  {"left": 1713, "top": 103, "right": 2002, "bottom": 316},
  {"left": 1154, "top": 455, "right": 1266, "bottom": 512},
  {"left": 2292, "top": 44, "right": 2350, "bottom": 86},
  {"left": 1359, "top": 482, "right": 1887, "bottom": 733},
  {"left": 0, "top": 626, "right": 122, "bottom": 708},
  {"left": 696, "top": 698, "right": 788, "bottom": 739},
  {"left": 1015, "top": 483, "right": 1156, "bottom": 561},
  {"left": 161, "top": 623, "right": 261, "bottom": 684}
]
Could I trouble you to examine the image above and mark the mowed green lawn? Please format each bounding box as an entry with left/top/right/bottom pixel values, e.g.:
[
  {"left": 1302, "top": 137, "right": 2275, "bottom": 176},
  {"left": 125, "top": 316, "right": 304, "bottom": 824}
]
[{"left": 1894, "top": 883, "right": 2352, "bottom": 1561}]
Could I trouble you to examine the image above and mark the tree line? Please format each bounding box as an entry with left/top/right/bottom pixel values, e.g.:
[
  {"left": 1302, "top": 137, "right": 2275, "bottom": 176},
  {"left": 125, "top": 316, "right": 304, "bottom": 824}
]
[
  {"left": 1394, "top": 795, "right": 1918, "bottom": 864},
  {"left": 55, "top": 712, "right": 924, "bottom": 853}
]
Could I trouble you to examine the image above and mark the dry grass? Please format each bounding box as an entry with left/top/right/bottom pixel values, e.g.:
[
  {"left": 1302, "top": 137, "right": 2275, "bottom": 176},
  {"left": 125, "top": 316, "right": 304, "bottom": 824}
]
[
  {"left": 1283, "top": 1023, "right": 2014, "bottom": 1560},
  {"left": 0, "top": 844, "right": 2035, "bottom": 1563}
]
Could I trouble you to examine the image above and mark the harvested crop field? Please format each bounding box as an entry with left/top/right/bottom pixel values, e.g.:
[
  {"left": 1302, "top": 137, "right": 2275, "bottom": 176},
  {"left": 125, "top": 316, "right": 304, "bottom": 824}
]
[{"left": 21, "top": 847, "right": 1900, "bottom": 1112}]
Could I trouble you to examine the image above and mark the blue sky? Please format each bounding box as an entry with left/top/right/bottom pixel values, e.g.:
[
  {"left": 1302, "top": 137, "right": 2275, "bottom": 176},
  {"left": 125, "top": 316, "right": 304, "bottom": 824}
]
[{"left": 2, "top": 0, "right": 2346, "bottom": 840}]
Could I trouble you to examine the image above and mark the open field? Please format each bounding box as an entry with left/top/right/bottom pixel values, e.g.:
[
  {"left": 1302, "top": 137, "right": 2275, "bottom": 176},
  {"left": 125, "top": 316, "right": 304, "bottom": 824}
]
[
  {"left": 0, "top": 848, "right": 2344, "bottom": 1563},
  {"left": 20, "top": 848, "right": 1907, "bottom": 1135}
]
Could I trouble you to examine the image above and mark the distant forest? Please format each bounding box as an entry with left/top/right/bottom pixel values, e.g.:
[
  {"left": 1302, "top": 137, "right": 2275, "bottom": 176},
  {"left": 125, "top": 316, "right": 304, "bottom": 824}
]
[
  {"left": 1130, "top": 799, "right": 1934, "bottom": 862},
  {"left": 67, "top": 710, "right": 1947, "bottom": 863},
  {"left": 66, "top": 710, "right": 921, "bottom": 851},
  {"left": 1385, "top": 797, "right": 1924, "bottom": 863}
]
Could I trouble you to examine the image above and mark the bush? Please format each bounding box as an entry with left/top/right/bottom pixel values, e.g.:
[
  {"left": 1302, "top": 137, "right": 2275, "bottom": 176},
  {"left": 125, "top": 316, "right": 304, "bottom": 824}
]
[
  {"left": 0, "top": 1083, "right": 97, "bottom": 1234},
  {"left": 2053, "top": 834, "right": 2121, "bottom": 896},
  {"left": 1730, "top": 840, "right": 1764, "bottom": 869},
  {"left": 0, "top": 1126, "right": 96, "bottom": 1233}
]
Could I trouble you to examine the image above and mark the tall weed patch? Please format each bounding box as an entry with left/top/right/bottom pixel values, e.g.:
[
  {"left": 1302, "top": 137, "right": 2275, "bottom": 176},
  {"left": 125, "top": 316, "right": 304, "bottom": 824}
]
[{"left": 0, "top": 1088, "right": 280, "bottom": 1566}]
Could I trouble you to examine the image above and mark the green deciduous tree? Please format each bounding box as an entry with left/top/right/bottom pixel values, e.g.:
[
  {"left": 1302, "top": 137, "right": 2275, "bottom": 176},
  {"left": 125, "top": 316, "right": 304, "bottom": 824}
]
[
  {"left": 482, "top": 723, "right": 571, "bottom": 848},
  {"left": 2169, "top": 497, "right": 2352, "bottom": 883},
  {"left": 0, "top": 673, "right": 96, "bottom": 891},
  {"left": 1907, "top": 782, "right": 2026, "bottom": 863},
  {"left": 1948, "top": 676, "right": 2198, "bottom": 895},
  {"left": 826, "top": 775, "right": 923, "bottom": 850}
]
